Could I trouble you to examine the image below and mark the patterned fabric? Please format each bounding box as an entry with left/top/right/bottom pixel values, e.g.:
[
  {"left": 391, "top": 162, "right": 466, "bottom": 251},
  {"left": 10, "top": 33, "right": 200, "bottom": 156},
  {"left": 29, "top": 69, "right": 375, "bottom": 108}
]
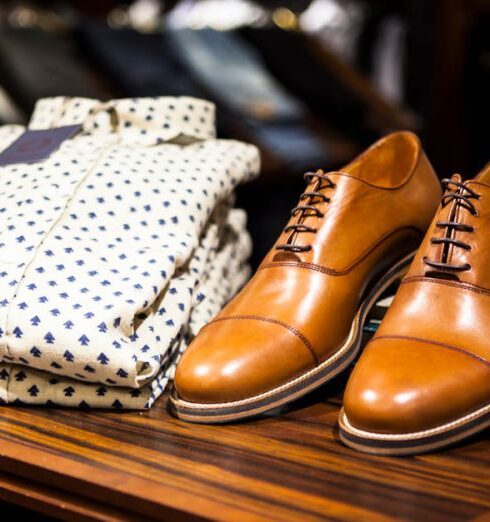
[{"left": 0, "top": 96, "right": 260, "bottom": 408}]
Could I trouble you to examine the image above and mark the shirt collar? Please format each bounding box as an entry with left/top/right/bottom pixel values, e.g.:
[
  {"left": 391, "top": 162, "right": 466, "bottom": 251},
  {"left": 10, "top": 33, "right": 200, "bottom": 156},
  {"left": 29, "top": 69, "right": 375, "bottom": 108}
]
[{"left": 28, "top": 96, "right": 216, "bottom": 144}]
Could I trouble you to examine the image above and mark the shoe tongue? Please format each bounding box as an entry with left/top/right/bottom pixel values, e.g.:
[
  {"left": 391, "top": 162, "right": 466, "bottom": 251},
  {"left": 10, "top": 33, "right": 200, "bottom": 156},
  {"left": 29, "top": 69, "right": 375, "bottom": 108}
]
[
  {"left": 450, "top": 173, "right": 463, "bottom": 184},
  {"left": 272, "top": 251, "right": 301, "bottom": 262},
  {"left": 476, "top": 162, "right": 490, "bottom": 184}
]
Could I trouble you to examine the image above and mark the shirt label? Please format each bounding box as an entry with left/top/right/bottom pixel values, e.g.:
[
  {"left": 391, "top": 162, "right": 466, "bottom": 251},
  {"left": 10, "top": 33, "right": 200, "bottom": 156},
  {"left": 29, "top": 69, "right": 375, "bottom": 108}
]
[{"left": 0, "top": 124, "right": 83, "bottom": 166}]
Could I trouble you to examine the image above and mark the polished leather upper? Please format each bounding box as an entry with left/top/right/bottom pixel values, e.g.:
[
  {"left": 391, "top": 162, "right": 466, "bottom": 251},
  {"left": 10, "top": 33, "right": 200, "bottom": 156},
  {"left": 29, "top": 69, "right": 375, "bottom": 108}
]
[
  {"left": 344, "top": 164, "right": 490, "bottom": 433},
  {"left": 174, "top": 132, "right": 441, "bottom": 404}
]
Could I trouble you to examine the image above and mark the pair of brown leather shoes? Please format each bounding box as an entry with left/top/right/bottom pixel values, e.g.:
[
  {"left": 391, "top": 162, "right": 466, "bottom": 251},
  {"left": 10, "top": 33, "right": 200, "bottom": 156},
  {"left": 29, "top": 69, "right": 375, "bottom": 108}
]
[{"left": 169, "top": 131, "right": 490, "bottom": 456}]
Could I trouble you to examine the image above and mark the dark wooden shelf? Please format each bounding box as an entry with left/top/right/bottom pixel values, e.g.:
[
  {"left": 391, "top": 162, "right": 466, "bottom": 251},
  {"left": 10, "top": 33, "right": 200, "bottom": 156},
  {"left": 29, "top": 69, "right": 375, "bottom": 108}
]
[{"left": 0, "top": 373, "right": 488, "bottom": 521}]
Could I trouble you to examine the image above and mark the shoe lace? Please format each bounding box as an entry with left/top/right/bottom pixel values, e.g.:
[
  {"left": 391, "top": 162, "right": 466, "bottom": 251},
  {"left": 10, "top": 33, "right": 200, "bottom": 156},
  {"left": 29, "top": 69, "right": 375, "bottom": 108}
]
[
  {"left": 423, "top": 177, "right": 480, "bottom": 274},
  {"left": 276, "top": 170, "right": 336, "bottom": 253}
]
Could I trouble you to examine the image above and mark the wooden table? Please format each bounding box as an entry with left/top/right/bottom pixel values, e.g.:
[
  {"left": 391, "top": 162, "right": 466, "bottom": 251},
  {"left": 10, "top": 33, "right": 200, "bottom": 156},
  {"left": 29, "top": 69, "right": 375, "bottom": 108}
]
[{"left": 0, "top": 369, "right": 488, "bottom": 522}]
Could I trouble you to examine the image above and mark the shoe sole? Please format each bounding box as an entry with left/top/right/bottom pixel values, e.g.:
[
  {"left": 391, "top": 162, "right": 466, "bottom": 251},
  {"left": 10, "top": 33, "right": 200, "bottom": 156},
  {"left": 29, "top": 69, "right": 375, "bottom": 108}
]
[
  {"left": 339, "top": 403, "right": 490, "bottom": 456},
  {"left": 169, "top": 251, "right": 416, "bottom": 424}
]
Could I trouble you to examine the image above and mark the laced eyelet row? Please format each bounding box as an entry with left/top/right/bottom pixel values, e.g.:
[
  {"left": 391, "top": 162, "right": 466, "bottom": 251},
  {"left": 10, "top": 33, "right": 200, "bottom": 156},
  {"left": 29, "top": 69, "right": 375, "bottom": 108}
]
[
  {"left": 423, "top": 178, "right": 480, "bottom": 274},
  {"left": 276, "top": 170, "right": 335, "bottom": 253}
]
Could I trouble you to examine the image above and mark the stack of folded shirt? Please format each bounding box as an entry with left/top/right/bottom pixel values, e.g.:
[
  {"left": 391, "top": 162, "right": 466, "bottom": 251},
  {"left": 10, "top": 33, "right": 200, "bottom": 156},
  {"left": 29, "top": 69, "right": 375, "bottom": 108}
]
[{"left": 0, "top": 95, "right": 260, "bottom": 409}]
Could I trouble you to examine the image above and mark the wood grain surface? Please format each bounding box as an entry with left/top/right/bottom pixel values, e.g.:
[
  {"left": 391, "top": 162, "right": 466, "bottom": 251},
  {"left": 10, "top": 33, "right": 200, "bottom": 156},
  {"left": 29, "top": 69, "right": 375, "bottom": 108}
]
[{"left": 0, "top": 368, "right": 487, "bottom": 522}]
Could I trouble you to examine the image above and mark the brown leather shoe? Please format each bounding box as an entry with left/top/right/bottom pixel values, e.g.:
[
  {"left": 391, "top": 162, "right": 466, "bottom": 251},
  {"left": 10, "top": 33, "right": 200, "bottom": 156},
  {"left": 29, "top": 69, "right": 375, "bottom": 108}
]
[
  {"left": 340, "top": 164, "right": 490, "bottom": 455},
  {"left": 170, "top": 132, "right": 441, "bottom": 423}
]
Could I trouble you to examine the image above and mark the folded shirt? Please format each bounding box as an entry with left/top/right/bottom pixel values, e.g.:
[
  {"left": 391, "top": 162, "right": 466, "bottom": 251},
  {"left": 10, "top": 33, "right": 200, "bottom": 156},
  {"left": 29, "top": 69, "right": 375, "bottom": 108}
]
[
  {"left": 0, "top": 95, "right": 260, "bottom": 407},
  {"left": 0, "top": 205, "right": 251, "bottom": 408}
]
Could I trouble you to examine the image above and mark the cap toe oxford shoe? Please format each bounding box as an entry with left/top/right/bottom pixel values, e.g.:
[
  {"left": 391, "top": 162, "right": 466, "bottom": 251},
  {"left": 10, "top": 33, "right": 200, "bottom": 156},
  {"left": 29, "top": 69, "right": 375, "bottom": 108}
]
[
  {"left": 340, "top": 165, "right": 490, "bottom": 455},
  {"left": 171, "top": 131, "right": 441, "bottom": 423}
]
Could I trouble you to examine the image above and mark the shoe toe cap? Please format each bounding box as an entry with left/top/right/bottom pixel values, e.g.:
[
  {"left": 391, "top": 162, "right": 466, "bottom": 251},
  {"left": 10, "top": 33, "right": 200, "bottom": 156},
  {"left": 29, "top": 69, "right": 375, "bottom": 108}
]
[
  {"left": 343, "top": 337, "right": 490, "bottom": 434},
  {"left": 174, "top": 317, "right": 316, "bottom": 404}
]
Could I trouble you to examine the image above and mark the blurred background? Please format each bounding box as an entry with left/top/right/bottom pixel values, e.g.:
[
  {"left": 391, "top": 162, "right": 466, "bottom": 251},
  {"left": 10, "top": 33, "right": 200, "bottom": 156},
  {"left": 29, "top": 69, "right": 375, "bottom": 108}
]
[{"left": 0, "top": 0, "right": 488, "bottom": 267}]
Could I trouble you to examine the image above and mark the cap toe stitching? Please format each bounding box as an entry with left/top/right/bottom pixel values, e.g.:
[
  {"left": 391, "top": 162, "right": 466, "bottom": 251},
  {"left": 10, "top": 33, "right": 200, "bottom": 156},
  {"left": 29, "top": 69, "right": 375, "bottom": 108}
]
[
  {"left": 369, "top": 334, "right": 490, "bottom": 370},
  {"left": 204, "top": 315, "right": 319, "bottom": 365}
]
